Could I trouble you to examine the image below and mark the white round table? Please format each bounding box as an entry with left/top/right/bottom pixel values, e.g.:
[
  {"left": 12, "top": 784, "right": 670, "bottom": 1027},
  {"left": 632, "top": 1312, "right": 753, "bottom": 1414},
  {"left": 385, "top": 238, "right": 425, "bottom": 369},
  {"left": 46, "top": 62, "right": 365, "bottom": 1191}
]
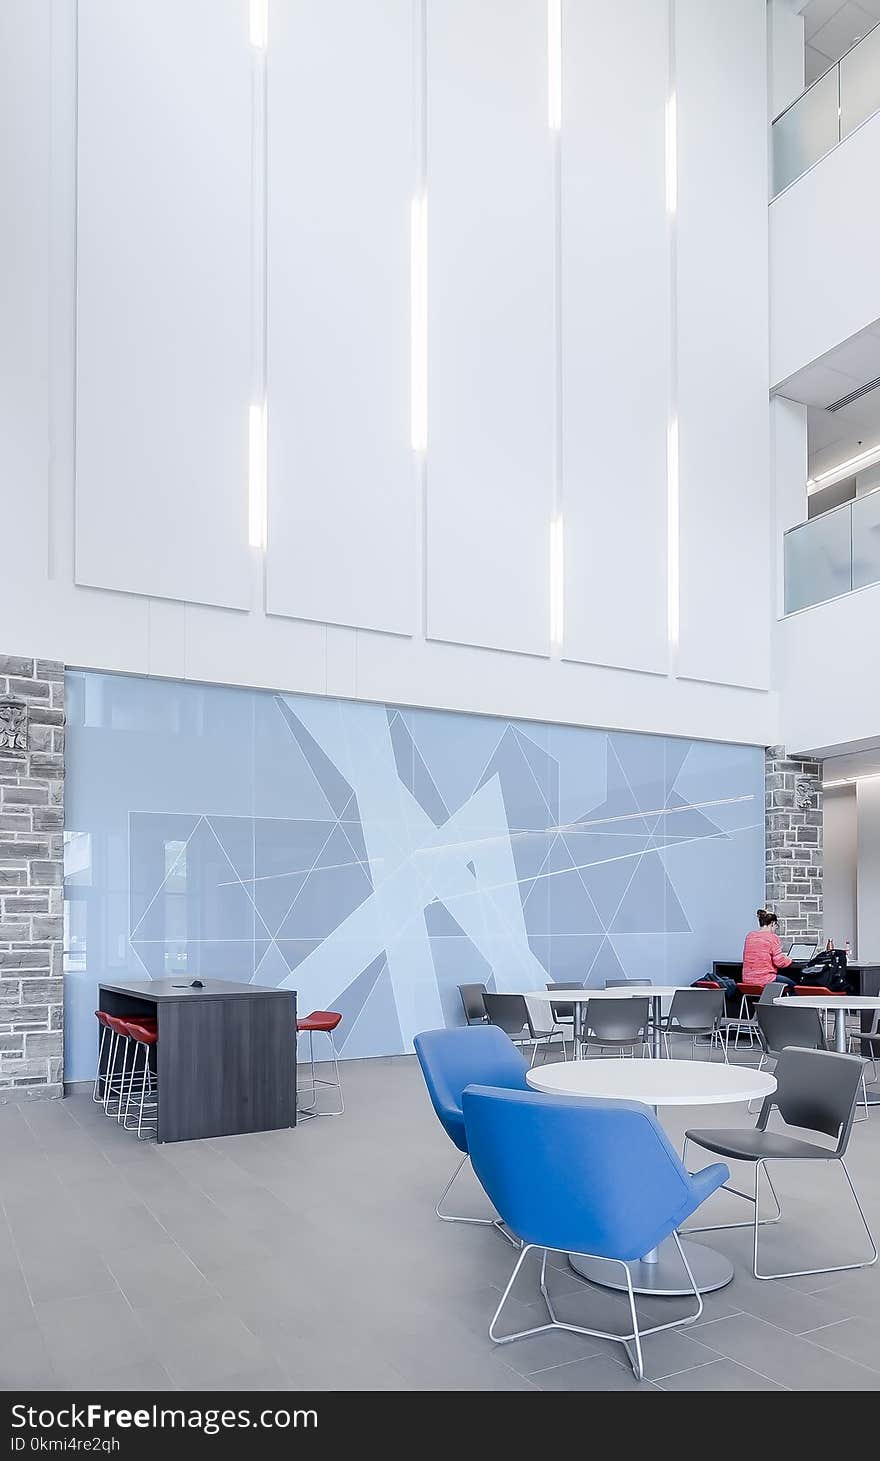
[
  {"left": 526, "top": 1057, "right": 777, "bottom": 1296},
  {"left": 776, "top": 994, "right": 880, "bottom": 1101},
  {"left": 529, "top": 986, "right": 688, "bottom": 1059}
]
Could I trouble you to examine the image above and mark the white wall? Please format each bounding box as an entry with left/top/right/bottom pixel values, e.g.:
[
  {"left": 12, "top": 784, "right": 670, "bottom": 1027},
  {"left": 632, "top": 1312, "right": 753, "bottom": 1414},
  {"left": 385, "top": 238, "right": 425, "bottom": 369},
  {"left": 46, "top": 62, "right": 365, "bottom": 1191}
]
[
  {"left": 825, "top": 785, "right": 858, "bottom": 952},
  {"left": 676, "top": 0, "right": 771, "bottom": 692},
  {"left": 0, "top": 0, "right": 778, "bottom": 749},
  {"left": 771, "top": 109, "right": 880, "bottom": 388}
]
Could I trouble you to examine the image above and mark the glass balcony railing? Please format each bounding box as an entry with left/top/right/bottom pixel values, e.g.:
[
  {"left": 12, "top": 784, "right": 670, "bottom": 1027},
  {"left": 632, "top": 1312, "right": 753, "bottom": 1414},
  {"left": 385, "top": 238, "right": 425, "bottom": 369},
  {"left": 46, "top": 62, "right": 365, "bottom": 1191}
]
[
  {"left": 784, "top": 489, "right": 880, "bottom": 612},
  {"left": 771, "top": 22, "right": 880, "bottom": 197}
]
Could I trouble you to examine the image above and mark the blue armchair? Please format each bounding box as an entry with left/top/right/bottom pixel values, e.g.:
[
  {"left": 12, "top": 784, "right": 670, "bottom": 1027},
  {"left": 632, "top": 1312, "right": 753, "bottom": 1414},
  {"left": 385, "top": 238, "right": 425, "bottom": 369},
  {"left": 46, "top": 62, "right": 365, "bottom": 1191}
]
[
  {"left": 413, "top": 1026, "right": 530, "bottom": 1243},
  {"left": 462, "top": 1084, "right": 729, "bottom": 1380}
]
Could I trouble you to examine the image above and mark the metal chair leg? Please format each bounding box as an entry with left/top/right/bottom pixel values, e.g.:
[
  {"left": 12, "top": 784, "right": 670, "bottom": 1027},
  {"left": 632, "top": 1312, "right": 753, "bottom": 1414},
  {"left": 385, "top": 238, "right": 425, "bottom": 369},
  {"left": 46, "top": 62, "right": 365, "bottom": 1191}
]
[
  {"left": 752, "top": 1158, "right": 878, "bottom": 1281},
  {"left": 92, "top": 1025, "right": 108, "bottom": 1102},
  {"left": 101, "top": 1029, "right": 118, "bottom": 1112},
  {"left": 680, "top": 1135, "right": 783, "bottom": 1233},
  {"left": 489, "top": 1234, "right": 703, "bottom": 1382},
  {"left": 435, "top": 1153, "right": 519, "bottom": 1248},
  {"left": 114, "top": 1036, "right": 130, "bottom": 1123}
]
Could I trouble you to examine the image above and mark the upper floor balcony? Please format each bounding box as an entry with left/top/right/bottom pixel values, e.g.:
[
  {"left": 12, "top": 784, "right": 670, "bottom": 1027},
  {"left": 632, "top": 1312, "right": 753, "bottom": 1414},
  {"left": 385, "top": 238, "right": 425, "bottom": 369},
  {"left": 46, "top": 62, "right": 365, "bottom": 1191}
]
[{"left": 772, "top": 21, "right": 880, "bottom": 197}]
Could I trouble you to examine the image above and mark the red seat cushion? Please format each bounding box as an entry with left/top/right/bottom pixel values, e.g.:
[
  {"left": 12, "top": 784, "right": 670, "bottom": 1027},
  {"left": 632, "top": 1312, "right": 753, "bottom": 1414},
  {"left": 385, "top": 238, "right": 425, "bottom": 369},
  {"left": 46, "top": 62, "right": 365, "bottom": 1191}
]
[
  {"left": 735, "top": 984, "right": 763, "bottom": 996},
  {"left": 794, "top": 986, "right": 840, "bottom": 997},
  {"left": 297, "top": 1010, "right": 342, "bottom": 1033},
  {"left": 95, "top": 1010, "right": 113, "bottom": 1029},
  {"left": 120, "top": 1019, "right": 158, "bottom": 1045},
  {"left": 693, "top": 980, "right": 720, "bottom": 989}
]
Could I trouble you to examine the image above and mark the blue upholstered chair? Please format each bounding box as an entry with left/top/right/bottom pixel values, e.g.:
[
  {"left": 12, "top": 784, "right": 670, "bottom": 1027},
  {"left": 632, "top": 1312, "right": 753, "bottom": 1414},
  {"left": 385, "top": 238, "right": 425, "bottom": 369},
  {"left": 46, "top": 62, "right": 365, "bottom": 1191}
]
[
  {"left": 413, "top": 1027, "right": 530, "bottom": 1244},
  {"left": 462, "top": 1084, "right": 729, "bottom": 1380}
]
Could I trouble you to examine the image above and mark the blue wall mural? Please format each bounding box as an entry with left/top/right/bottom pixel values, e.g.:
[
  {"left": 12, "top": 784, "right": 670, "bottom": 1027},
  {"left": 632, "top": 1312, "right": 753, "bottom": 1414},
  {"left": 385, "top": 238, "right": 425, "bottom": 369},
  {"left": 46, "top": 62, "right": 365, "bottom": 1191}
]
[{"left": 63, "top": 671, "right": 764, "bottom": 1080}]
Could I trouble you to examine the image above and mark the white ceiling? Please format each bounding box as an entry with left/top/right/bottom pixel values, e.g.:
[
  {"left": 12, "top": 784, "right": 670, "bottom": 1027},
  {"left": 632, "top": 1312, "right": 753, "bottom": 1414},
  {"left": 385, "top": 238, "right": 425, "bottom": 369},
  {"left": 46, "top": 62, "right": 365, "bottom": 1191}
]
[
  {"left": 774, "top": 320, "right": 880, "bottom": 477},
  {"left": 801, "top": 0, "right": 880, "bottom": 83}
]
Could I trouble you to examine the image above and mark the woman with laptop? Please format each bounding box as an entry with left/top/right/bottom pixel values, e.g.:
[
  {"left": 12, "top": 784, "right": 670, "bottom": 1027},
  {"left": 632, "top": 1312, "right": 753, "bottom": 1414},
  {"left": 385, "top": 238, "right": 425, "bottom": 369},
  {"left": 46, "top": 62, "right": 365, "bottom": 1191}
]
[{"left": 741, "top": 908, "right": 797, "bottom": 991}]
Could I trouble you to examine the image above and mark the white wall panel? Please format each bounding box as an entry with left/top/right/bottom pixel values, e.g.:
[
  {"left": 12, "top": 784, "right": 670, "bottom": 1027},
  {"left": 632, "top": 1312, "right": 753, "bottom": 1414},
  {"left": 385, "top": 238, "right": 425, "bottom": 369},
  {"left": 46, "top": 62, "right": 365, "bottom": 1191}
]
[
  {"left": 425, "top": 0, "right": 554, "bottom": 656},
  {"left": 676, "top": 0, "right": 771, "bottom": 690},
  {"left": 561, "top": 0, "right": 668, "bottom": 675},
  {"left": 75, "top": 0, "right": 252, "bottom": 609},
  {"left": 266, "top": 0, "right": 416, "bottom": 635},
  {"left": 0, "top": 0, "right": 49, "bottom": 580}
]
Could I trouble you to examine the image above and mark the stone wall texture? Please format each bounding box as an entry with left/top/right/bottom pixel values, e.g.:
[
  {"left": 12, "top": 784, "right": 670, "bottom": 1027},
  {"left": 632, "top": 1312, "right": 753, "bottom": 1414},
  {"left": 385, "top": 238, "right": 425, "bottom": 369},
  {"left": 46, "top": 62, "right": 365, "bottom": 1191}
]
[
  {"left": 764, "top": 744, "right": 823, "bottom": 945},
  {"left": 0, "top": 657, "right": 64, "bottom": 1100}
]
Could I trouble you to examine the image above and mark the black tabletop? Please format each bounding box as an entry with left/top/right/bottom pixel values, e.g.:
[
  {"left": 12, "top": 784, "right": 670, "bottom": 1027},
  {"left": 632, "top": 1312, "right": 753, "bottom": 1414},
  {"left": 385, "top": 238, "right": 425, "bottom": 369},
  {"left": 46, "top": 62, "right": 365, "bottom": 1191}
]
[{"left": 98, "top": 978, "right": 293, "bottom": 1002}]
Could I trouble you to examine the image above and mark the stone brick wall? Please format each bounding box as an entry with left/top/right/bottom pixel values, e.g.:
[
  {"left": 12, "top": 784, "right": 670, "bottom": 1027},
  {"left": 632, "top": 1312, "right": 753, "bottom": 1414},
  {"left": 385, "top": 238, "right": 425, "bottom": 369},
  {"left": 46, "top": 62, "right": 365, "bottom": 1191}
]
[
  {"left": 0, "top": 658, "right": 64, "bottom": 1100},
  {"left": 764, "top": 745, "right": 823, "bottom": 945}
]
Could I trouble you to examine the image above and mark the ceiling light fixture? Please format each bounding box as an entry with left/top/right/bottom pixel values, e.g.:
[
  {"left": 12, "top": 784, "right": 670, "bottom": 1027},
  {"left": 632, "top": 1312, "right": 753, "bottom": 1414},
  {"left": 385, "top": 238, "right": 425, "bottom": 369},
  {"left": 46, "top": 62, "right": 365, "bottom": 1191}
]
[
  {"left": 807, "top": 440, "right": 880, "bottom": 493},
  {"left": 824, "top": 770, "right": 880, "bottom": 789}
]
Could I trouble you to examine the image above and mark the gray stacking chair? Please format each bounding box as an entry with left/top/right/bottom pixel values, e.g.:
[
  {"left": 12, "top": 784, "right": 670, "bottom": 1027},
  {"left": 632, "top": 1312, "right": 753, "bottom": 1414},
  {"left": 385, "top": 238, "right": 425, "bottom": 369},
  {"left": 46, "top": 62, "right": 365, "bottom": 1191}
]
[
  {"left": 659, "top": 989, "right": 727, "bottom": 1061},
  {"left": 546, "top": 982, "right": 583, "bottom": 1057},
  {"left": 683, "top": 1047, "right": 877, "bottom": 1280},
  {"left": 459, "top": 983, "right": 488, "bottom": 1026},
  {"left": 581, "top": 997, "right": 650, "bottom": 1059},
  {"left": 483, "top": 993, "right": 561, "bottom": 1067}
]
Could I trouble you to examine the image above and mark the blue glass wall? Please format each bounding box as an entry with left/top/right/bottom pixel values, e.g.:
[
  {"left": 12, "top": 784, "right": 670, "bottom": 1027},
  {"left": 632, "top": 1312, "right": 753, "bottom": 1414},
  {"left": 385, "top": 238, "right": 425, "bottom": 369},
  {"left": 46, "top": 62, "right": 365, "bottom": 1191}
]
[{"left": 64, "top": 671, "right": 764, "bottom": 1080}]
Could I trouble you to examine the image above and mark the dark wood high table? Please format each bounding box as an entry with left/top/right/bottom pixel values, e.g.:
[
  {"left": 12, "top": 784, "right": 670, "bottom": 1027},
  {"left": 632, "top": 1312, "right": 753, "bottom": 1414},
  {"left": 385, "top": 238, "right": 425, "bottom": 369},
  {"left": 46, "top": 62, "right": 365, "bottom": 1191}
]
[{"left": 98, "top": 979, "right": 296, "bottom": 1143}]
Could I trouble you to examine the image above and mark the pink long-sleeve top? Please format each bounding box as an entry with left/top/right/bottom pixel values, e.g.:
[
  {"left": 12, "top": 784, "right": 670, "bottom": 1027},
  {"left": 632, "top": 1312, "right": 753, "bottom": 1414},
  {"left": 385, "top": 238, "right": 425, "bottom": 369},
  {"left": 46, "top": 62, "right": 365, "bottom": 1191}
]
[{"left": 741, "top": 928, "right": 793, "bottom": 988}]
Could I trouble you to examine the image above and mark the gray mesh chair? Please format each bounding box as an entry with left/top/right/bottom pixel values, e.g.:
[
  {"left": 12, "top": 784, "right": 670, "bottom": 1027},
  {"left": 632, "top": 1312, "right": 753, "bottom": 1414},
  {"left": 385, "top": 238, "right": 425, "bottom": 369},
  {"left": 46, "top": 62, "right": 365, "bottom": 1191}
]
[
  {"left": 581, "top": 997, "right": 650, "bottom": 1059},
  {"left": 683, "top": 1047, "right": 877, "bottom": 1280},
  {"left": 483, "top": 993, "right": 560, "bottom": 1068},
  {"left": 659, "top": 989, "right": 726, "bottom": 1061},
  {"left": 459, "top": 983, "right": 488, "bottom": 1026}
]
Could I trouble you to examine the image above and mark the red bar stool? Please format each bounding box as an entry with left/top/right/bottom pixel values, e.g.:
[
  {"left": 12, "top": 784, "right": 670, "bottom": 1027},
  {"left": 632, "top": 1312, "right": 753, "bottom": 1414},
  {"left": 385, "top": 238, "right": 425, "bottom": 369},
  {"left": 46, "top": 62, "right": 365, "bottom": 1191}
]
[
  {"left": 98, "top": 1013, "right": 157, "bottom": 1121},
  {"left": 120, "top": 1019, "right": 158, "bottom": 1140},
  {"left": 296, "top": 1010, "right": 344, "bottom": 1118}
]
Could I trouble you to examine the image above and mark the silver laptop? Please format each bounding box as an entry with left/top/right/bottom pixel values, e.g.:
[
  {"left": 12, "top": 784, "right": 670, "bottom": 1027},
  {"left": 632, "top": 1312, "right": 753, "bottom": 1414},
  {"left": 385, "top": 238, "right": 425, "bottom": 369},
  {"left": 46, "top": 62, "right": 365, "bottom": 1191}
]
[{"left": 787, "top": 941, "right": 818, "bottom": 962}]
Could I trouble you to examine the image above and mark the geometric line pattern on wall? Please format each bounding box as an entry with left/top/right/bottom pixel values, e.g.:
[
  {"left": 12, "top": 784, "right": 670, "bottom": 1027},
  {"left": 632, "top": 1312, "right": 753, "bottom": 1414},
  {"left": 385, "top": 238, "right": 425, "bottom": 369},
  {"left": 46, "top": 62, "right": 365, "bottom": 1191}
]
[{"left": 63, "top": 670, "right": 764, "bottom": 1080}]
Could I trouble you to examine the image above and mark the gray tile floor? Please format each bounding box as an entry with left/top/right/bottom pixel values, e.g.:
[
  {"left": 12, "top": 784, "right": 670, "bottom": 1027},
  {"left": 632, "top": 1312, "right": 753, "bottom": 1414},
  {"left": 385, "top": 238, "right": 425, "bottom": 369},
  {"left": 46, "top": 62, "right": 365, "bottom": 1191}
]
[{"left": 3, "top": 1051, "right": 880, "bottom": 1391}]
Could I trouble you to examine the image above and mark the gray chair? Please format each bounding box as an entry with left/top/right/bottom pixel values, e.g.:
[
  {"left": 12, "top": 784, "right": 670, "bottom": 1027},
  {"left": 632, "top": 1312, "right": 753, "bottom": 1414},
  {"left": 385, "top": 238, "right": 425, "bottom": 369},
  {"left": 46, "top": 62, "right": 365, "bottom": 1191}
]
[
  {"left": 546, "top": 982, "right": 582, "bottom": 1055},
  {"left": 684, "top": 1047, "right": 877, "bottom": 1280},
  {"left": 459, "top": 983, "right": 488, "bottom": 1026},
  {"left": 850, "top": 1008, "right": 880, "bottom": 1084},
  {"left": 581, "top": 997, "right": 650, "bottom": 1059},
  {"left": 604, "top": 979, "right": 652, "bottom": 988},
  {"left": 752, "top": 1002, "right": 869, "bottom": 1120},
  {"left": 659, "top": 989, "right": 726, "bottom": 1061},
  {"left": 483, "top": 993, "right": 560, "bottom": 1067},
  {"left": 723, "top": 979, "right": 787, "bottom": 1051}
]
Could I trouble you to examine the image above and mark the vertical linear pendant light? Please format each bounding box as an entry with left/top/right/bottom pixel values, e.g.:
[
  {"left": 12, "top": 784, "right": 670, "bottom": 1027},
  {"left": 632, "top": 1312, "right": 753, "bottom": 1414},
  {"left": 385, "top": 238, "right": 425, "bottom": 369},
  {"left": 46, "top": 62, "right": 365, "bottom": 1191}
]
[
  {"left": 249, "top": 0, "right": 268, "bottom": 49},
  {"left": 248, "top": 402, "right": 268, "bottom": 549},
  {"left": 547, "top": 0, "right": 562, "bottom": 130},
  {"left": 410, "top": 195, "right": 428, "bottom": 453},
  {"left": 550, "top": 516, "right": 564, "bottom": 650}
]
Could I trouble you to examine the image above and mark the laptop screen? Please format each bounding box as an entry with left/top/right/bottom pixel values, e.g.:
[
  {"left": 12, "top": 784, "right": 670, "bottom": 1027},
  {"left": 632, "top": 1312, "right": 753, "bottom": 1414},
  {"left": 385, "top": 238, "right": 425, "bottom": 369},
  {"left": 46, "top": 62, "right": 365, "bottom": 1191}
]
[{"left": 788, "top": 941, "right": 818, "bottom": 962}]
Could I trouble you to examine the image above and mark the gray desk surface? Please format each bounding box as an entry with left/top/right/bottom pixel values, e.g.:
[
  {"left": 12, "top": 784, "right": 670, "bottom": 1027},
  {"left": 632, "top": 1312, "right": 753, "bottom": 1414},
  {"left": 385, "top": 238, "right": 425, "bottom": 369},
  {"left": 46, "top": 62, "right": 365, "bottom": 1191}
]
[{"left": 98, "top": 978, "right": 292, "bottom": 1002}]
